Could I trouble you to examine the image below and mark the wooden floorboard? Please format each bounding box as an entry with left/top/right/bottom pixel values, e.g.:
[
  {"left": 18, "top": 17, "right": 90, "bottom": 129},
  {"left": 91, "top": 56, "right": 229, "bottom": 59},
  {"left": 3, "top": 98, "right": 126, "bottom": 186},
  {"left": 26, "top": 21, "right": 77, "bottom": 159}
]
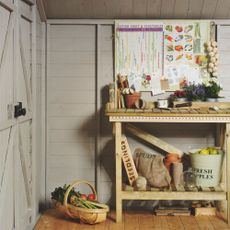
[{"left": 33, "top": 209, "right": 230, "bottom": 230}]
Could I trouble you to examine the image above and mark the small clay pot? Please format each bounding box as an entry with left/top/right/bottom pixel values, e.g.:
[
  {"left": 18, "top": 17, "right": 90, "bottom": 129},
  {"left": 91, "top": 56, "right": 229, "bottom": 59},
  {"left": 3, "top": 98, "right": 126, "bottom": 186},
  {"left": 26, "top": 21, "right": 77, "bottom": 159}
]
[{"left": 125, "top": 92, "right": 141, "bottom": 108}]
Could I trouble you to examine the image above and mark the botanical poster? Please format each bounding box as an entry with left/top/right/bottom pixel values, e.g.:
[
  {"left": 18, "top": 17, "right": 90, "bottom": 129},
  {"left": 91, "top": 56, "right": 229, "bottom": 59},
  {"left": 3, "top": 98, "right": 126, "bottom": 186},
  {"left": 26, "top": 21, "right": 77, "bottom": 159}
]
[{"left": 115, "top": 20, "right": 212, "bottom": 92}]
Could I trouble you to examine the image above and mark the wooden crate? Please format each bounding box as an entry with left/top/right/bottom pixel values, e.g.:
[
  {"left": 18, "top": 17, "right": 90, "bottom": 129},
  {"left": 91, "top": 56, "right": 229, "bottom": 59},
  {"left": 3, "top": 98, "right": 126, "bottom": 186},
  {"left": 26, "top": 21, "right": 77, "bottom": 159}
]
[{"left": 194, "top": 207, "right": 216, "bottom": 216}]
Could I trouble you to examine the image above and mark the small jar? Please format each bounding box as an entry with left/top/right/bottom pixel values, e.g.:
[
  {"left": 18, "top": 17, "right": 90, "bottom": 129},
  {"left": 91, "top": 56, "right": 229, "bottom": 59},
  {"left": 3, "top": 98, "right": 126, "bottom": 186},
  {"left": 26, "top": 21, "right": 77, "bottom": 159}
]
[
  {"left": 183, "top": 169, "right": 196, "bottom": 190},
  {"left": 157, "top": 99, "right": 169, "bottom": 108}
]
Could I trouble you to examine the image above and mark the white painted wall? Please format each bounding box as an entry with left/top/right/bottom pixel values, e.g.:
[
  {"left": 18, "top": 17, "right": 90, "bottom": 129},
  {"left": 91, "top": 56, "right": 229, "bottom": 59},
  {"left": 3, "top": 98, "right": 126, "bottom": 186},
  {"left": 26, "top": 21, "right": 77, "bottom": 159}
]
[
  {"left": 35, "top": 7, "right": 45, "bottom": 217},
  {"left": 218, "top": 25, "right": 230, "bottom": 100},
  {"left": 46, "top": 24, "right": 96, "bottom": 199},
  {"left": 46, "top": 21, "right": 230, "bottom": 208}
]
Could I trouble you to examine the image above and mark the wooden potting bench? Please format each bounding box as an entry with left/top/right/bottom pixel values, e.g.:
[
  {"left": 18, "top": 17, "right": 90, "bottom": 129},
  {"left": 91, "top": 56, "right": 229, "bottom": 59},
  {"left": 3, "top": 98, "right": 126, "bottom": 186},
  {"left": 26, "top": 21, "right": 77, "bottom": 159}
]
[{"left": 106, "top": 105, "right": 230, "bottom": 224}]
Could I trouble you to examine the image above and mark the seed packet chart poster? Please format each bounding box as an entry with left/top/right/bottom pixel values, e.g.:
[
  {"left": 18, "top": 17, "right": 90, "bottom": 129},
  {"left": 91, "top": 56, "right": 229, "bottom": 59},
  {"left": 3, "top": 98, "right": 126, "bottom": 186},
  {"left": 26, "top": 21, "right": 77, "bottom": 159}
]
[
  {"left": 115, "top": 20, "right": 212, "bottom": 92},
  {"left": 115, "top": 21, "right": 164, "bottom": 93}
]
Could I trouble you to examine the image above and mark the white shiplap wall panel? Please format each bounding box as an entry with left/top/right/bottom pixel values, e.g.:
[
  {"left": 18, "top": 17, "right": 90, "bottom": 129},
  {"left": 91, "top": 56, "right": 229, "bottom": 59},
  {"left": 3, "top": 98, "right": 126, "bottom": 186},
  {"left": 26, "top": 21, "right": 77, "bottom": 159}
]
[
  {"left": 50, "top": 130, "right": 96, "bottom": 143},
  {"left": 50, "top": 51, "right": 95, "bottom": 64},
  {"left": 50, "top": 142, "right": 95, "bottom": 157},
  {"left": 50, "top": 38, "right": 95, "bottom": 52},
  {"left": 48, "top": 77, "right": 95, "bottom": 91},
  {"left": 48, "top": 155, "right": 94, "bottom": 168},
  {"left": 98, "top": 26, "right": 114, "bottom": 203},
  {"left": 218, "top": 25, "right": 230, "bottom": 101},
  {"left": 49, "top": 117, "right": 96, "bottom": 130},
  {"left": 47, "top": 25, "right": 96, "bottom": 198},
  {"left": 48, "top": 91, "right": 95, "bottom": 104},
  {"left": 49, "top": 63, "right": 95, "bottom": 77},
  {"left": 47, "top": 169, "right": 94, "bottom": 182},
  {"left": 218, "top": 38, "right": 230, "bottom": 51},
  {"left": 50, "top": 25, "right": 95, "bottom": 38},
  {"left": 47, "top": 104, "right": 95, "bottom": 117},
  {"left": 36, "top": 8, "right": 44, "bottom": 215},
  {"left": 219, "top": 51, "right": 230, "bottom": 64}
]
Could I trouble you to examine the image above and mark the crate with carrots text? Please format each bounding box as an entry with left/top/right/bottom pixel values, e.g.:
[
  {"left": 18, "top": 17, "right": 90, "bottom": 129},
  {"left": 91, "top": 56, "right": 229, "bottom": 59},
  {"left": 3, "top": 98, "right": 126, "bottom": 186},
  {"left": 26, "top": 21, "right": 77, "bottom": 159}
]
[{"left": 51, "top": 180, "right": 109, "bottom": 224}]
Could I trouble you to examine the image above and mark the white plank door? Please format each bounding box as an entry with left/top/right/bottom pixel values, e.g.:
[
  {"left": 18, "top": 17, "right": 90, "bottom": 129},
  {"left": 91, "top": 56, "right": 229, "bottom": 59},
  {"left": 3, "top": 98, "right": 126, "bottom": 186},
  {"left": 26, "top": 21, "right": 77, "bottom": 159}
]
[
  {"left": 14, "top": 1, "right": 34, "bottom": 229},
  {"left": 0, "top": 3, "right": 15, "bottom": 230},
  {"left": 0, "top": 0, "right": 37, "bottom": 229},
  {"left": 46, "top": 24, "right": 96, "bottom": 199}
]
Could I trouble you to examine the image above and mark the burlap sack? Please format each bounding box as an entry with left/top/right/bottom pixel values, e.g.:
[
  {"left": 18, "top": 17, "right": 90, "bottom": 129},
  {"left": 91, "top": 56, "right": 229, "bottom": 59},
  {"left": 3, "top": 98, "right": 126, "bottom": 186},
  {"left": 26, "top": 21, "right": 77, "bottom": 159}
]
[{"left": 135, "top": 148, "right": 171, "bottom": 188}]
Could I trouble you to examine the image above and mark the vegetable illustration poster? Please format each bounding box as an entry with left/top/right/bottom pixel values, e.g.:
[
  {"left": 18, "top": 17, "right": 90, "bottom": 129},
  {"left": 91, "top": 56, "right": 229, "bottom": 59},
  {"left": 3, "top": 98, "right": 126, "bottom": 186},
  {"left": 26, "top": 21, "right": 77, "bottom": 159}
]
[
  {"left": 115, "top": 20, "right": 211, "bottom": 92},
  {"left": 164, "top": 21, "right": 211, "bottom": 90},
  {"left": 115, "top": 21, "right": 164, "bottom": 93}
]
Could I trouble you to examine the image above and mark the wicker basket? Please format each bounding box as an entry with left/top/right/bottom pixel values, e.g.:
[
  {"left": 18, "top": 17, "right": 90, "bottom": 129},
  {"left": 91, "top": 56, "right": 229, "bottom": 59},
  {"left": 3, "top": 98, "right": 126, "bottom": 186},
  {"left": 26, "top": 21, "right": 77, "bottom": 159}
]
[{"left": 53, "top": 180, "right": 109, "bottom": 224}]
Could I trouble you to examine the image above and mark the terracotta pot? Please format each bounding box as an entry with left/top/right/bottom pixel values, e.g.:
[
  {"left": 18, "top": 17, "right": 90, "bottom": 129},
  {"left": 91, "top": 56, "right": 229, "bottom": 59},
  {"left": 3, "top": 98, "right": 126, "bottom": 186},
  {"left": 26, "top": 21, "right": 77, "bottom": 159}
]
[
  {"left": 164, "top": 153, "right": 181, "bottom": 172},
  {"left": 125, "top": 93, "right": 141, "bottom": 108}
]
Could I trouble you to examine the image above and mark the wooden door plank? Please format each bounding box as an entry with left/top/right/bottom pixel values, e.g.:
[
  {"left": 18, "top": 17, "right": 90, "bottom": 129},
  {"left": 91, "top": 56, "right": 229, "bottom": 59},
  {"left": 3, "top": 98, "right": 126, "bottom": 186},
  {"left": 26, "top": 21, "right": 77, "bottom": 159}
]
[
  {"left": 19, "top": 24, "right": 32, "bottom": 111},
  {"left": 0, "top": 127, "right": 14, "bottom": 193},
  {"left": 18, "top": 126, "right": 32, "bottom": 207},
  {"left": 0, "top": 12, "right": 13, "bottom": 81},
  {"left": 0, "top": 128, "right": 11, "bottom": 190},
  {"left": 0, "top": 129, "right": 14, "bottom": 230}
]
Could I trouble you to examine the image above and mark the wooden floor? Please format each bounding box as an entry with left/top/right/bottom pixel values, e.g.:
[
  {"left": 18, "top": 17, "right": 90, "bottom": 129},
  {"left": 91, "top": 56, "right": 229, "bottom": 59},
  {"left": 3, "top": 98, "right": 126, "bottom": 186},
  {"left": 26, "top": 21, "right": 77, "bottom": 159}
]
[{"left": 34, "top": 209, "right": 230, "bottom": 230}]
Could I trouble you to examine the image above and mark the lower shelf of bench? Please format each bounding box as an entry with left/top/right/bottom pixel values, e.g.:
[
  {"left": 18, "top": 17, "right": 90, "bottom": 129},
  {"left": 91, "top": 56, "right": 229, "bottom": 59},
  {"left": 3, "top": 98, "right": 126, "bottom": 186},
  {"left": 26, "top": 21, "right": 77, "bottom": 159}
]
[{"left": 121, "top": 191, "right": 226, "bottom": 200}]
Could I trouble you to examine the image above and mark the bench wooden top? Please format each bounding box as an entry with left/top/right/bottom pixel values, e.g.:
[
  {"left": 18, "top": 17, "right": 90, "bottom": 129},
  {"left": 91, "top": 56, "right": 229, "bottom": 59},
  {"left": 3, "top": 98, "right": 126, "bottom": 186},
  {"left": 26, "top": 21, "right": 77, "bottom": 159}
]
[{"left": 106, "top": 107, "right": 230, "bottom": 123}]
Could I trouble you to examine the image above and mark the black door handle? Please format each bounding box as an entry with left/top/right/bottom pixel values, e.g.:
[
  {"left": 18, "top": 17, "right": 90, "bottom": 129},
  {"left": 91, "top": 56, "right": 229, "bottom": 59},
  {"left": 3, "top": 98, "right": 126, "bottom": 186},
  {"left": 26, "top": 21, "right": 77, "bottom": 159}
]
[{"left": 14, "top": 102, "right": 26, "bottom": 118}]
